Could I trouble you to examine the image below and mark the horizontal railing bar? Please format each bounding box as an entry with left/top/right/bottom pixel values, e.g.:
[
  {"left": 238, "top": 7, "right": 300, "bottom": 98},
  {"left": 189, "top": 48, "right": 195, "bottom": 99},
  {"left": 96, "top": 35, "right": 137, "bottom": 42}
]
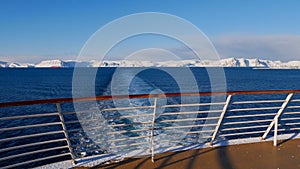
[
  {"left": 219, "top": 130, "right": 265, "bottom": 137},
  {"left": 108, "top": 141, "right": 148, "bottom": 149},
  {"left": 1, "top": 152, "right": 71, "bottom": 169},
  {"left": 0, "top": 112, "right": 59, "bottom": 121},
  {"left": 280, "top": 122, "right": 300, "bottom": 126},
  {"left": 231, "top": 100, "right": 284, "bottom": 104},
  {"left": 160, "top": 110, "right": 222, "bottom": 116},
  {"left": 223, "top": 119, "right": 272, "bottom": 125},
  {"left": 221, "top": 125, "right": 269, "bottom": 131},
  {"left": 268, "top": 128, "right": 300, "bottom": 132},
  {"left": 225, "top": 113, "right": 276, "bottom": 119},
  {"left": 278, "top": 127, "right": 300, "bottom": 131},
  {"left": 287, "top": 106, "right": 300, "bottom": 109},
  {"left": 0, "top": 130, "right": 64, "bottom": 142},
  {"left": 1, "top": 90, "right": 300, "bottom": 108},
  {"left": 110, "top": 135, "right": 149, "bottom": 142},
  {"left": 283, "top": 128, "right": 300, "bottom": 132},
  {"left": 158, "top": 117, "right": 220, "bottom": 123},
  {"left": 279, "top": 111, "right": 300, "bottom": 115},
  {"left": 0, "top": 145, "right": 69, "bottom": 162},
  {"left": 0, "top": 122, "right": 62, "bottom": 132},
  {"left": 291, "top": 99, "right": 300, "bottom": 102},
  {"left": 0, "top": 138, "right": 67, "bottom": 153},
  {"left": 102, "top": 106, "right": 154, "bottom": 111},
  {"left": 281, "top": 117, "right": 300, "bottom": 121},
  {"left": 160, "top": 102, "right": 225, "bottom": 108},
  {"left": 228, "top": 107, "right": 281, "bottom": 112}
]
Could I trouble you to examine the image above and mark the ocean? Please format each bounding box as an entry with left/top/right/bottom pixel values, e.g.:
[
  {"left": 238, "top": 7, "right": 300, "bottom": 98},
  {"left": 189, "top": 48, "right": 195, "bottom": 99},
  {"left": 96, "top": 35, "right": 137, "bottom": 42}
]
[{"left": 1, "top": 67, "right": 300, "bottom": 103}]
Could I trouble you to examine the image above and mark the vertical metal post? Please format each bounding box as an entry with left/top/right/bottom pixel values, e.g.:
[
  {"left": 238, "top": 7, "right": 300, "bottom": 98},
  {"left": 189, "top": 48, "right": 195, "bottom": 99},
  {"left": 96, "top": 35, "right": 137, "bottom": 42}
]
[
  {"left": 150, "top": 98, "right": 157, "bottom": 163},
  {"left": 56, "top": 103, "right": 76, "bottom": 164},
  {"left": 210, "top": 95, "right": 232, "bottom": 146},
  {"left": 273, "top": 118, "right": 278, "bottom": 146},
  {"left": 262, "top": 93, "right": 293, "bottom": 140}
]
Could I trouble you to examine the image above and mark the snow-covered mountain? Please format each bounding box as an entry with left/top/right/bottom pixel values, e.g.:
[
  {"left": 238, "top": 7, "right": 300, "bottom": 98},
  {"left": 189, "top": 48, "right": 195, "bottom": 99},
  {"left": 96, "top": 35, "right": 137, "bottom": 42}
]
[
  {"left": 35, "top": 60, "right": 63, "bottom": 68},
  {"left": 215, "top": 58, "right": 300, "bottom": 68},
  {"left": 1, "top": 58, "right": 300, "bottom": 68},
  {"left": 34, "top": 59, "right": 91, "bottom": 68},
  {"left": 88, "top": 58, "right": 299, "bottom": 68},
  {"left": 0, "top": 61, "right": 31, "bottom": 68}
]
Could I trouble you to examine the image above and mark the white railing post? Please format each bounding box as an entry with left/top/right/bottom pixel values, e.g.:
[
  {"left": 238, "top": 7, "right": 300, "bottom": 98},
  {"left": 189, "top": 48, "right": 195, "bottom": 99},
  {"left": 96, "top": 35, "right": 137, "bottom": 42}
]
[
  {"left": 150, "top": 98, "right": 157, "bottom": 163},
  {"left": 210, "top": 95, "right": 232, "bottom": 146},
  {"left": 274, "top": 117, "right": 278, "bottom": 146},
  {"left": 262, "top": 93, "right": 294, "bottom": 141},
  {"left": 56, "top": 103, "right": 76, "bottom": 164}
]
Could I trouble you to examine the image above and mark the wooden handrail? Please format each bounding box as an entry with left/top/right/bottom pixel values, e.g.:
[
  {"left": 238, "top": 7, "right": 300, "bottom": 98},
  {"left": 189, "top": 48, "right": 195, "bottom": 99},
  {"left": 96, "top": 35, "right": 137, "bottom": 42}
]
[{"left": 0, "top": 89, "right": 300, "bottom": 108}]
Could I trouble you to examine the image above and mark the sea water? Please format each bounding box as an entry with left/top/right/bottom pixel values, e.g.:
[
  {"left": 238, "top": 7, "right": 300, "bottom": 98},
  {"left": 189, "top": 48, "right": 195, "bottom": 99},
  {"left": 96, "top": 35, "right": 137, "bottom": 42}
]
[{"left": 1, "top": 68, "right": 300, "bottom": 103}]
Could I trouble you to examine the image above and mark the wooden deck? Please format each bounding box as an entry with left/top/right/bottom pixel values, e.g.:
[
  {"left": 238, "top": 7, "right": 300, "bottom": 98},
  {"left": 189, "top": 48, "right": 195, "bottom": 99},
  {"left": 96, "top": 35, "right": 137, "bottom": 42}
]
[{"left": 86, "top": 139, "right": 300, "bottom": 169}]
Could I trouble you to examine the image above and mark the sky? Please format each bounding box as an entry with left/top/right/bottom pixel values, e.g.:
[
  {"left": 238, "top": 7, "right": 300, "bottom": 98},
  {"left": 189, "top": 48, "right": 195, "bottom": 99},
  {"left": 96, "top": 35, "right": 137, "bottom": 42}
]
[{"left": 1, "top": 0, "right": 300, "bottom": 63}]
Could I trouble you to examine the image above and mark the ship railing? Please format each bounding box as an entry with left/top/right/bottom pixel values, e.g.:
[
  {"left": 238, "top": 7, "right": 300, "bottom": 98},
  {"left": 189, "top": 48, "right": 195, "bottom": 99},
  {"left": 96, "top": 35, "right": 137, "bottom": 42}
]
[{"left": 0, "top": 90, "right": 300, "bottom": 168}]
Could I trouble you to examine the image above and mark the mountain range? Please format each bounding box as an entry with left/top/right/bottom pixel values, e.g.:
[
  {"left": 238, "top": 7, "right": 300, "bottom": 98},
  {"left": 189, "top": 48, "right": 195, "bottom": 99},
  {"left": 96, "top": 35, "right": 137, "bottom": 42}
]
[{"left": 0, "top": 58, "right": 300, "bottom": 69}]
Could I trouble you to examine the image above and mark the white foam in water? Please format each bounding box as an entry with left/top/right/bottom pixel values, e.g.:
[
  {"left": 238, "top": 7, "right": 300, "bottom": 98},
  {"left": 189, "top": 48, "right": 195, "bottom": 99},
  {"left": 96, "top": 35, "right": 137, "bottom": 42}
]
[{"left": 34, "top": 133, "right": 300, "bottom": 169}]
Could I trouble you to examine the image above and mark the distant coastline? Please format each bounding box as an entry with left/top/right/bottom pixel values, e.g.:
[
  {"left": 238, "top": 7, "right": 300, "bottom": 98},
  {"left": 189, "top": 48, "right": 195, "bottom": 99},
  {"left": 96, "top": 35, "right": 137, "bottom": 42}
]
[{"left": 1, "top": 57, "right": 300, "bottom": 69}]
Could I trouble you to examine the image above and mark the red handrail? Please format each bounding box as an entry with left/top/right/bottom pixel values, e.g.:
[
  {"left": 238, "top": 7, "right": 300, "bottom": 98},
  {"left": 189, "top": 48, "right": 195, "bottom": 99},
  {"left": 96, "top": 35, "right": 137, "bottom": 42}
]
[{"left": 0, "top": 89, "right": 300, "bottom": 108}]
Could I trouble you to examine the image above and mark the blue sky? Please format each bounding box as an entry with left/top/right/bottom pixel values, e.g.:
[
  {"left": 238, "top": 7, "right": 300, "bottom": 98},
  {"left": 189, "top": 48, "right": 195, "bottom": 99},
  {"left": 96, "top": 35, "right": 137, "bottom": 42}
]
[{"left": 1, "top": 0, "right": 300, "bottom": 63}]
